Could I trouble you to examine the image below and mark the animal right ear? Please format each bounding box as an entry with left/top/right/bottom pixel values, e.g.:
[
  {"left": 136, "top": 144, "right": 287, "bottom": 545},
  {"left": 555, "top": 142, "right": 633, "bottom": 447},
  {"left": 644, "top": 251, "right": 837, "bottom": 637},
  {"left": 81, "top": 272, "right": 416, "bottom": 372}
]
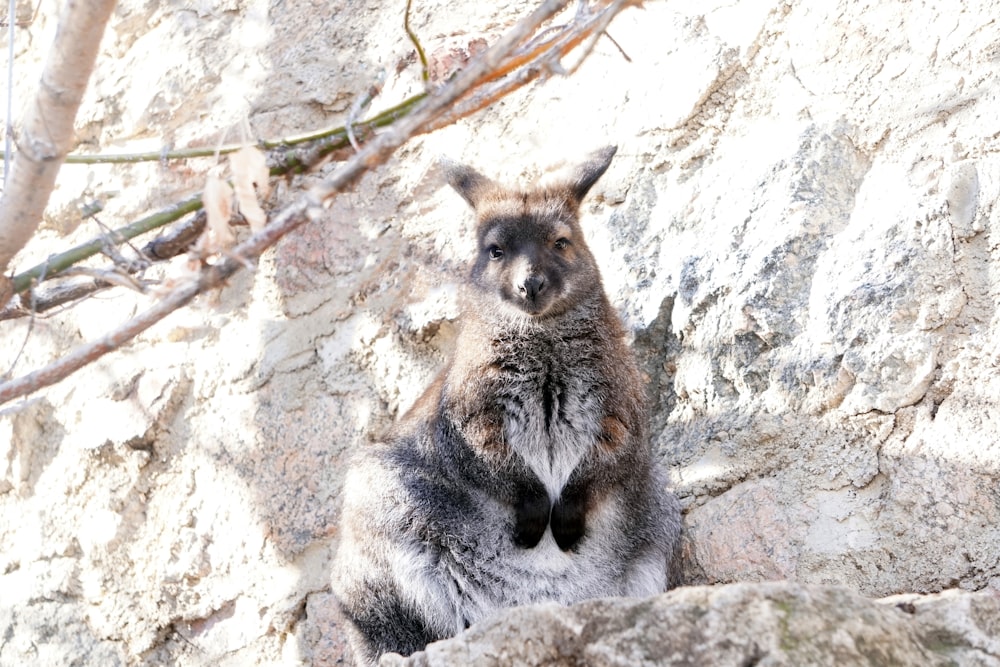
[
  {"left": 567, "top": 145, "right": 617, "bottom": 203},
  {"left": 443, "top": 159, "right": 494, "bottom": 209}
]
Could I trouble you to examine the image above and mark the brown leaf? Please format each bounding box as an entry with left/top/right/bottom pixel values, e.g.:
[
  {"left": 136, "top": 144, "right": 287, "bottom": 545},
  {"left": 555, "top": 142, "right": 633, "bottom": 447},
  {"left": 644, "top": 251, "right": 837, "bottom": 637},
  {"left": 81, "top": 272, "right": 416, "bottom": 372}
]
[
  {"left": 198, "top": 171, "right": 236, "bottom": 254},
  {"left": 230, "top": 145, "right": 270, "bottom": 233},
  {"left": 0, "top": 275, "right": 14, "bottom": 309}
]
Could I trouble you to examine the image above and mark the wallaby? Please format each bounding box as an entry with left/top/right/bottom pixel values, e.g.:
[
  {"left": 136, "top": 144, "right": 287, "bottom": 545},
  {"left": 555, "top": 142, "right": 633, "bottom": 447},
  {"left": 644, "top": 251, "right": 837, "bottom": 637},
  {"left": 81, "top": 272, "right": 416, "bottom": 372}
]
[{"left": 332, "top": 146, "right": 682, "bottom": 665}]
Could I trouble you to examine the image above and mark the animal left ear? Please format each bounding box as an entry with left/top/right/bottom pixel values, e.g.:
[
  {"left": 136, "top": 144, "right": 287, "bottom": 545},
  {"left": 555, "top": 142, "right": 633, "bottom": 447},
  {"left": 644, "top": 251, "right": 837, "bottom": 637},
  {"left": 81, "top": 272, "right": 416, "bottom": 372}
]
[
  {"left": 568, "top": 145, "right": 618, "bottom": 203},
  {"left": 442, "top": 158, "right": 495, "bottom": 210}
]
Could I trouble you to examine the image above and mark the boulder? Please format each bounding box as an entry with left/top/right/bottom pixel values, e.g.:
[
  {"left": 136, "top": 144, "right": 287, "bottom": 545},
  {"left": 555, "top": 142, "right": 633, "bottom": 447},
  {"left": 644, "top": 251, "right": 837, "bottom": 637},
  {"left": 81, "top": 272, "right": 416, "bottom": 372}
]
[{"left": 386, "top": 583, "right": 1000, "bottom": 667}]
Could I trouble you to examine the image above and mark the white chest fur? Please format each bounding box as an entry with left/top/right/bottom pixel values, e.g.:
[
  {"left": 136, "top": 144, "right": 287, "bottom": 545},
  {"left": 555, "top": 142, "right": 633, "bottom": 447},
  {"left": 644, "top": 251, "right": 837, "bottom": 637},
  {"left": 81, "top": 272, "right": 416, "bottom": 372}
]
[{"left": 502, "top": 369, "right": 601, "bottom": 500}]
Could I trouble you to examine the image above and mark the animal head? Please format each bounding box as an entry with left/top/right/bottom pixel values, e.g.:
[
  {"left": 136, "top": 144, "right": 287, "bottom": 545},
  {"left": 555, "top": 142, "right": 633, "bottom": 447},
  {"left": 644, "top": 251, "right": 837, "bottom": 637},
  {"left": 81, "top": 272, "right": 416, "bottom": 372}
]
[{"left": 445, "top": 146, "right": 617, "bottom": 320}]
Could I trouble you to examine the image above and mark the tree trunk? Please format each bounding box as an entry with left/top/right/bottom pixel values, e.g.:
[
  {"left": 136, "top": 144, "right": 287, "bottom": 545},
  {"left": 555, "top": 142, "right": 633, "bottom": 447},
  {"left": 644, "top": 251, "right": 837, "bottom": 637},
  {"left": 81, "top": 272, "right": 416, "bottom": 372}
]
[{"left": 0, "top": 0, "right": 118, "bottom": 278}]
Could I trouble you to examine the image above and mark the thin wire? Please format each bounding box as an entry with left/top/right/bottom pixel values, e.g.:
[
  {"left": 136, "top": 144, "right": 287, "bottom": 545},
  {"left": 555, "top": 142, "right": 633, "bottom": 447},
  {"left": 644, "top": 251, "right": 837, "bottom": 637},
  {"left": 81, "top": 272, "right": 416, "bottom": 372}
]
[{"left": 4, "top": 0, "right": 14, "bottom": 188}]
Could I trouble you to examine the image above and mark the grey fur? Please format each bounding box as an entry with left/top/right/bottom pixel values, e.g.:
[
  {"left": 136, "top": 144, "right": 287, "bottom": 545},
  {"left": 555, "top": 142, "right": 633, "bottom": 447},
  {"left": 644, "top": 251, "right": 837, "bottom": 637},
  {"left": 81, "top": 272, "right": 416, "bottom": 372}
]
[{"left": 332, "top": 147, "right": 682, "bottom": 665}]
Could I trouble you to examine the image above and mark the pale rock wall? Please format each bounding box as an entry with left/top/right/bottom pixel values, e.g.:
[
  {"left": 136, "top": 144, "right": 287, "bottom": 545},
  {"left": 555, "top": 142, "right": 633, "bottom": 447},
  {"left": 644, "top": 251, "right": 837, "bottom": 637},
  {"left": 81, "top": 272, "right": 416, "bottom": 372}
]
[{"left": 1, "top": 0, "right": 999, "bottom": 665}]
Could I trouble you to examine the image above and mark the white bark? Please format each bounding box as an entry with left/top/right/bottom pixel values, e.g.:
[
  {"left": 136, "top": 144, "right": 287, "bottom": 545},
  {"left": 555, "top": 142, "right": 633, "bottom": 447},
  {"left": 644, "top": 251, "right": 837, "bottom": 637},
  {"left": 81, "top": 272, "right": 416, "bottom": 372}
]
[{"left": 0, "top": 0, "right": 117, "bottom": 276}]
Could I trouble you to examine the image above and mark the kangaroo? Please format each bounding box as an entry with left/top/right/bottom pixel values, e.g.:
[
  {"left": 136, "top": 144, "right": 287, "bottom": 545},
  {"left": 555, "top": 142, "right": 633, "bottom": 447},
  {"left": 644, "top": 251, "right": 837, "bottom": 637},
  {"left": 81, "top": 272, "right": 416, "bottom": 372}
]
[{"left": 332, "top": 146, "right": 682, "bottom": 665}]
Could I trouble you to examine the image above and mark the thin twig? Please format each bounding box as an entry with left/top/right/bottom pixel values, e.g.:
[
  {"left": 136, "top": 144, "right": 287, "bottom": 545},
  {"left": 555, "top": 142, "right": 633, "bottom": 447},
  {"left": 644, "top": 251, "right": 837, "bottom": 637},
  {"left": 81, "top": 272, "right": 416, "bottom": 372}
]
[
  {"left": 4, "top": 259, "right": 159, "bottom": 323},
  {"left": 516, "top": 23, "right": 569, "bottom": 55},
  {"left": 94, "top": 217, "right": 152, "bottom": 274},
  {"left": 424, "top": 0, "right": 625, "bottom": 132},
  {"left": 4, "top": 0, "right": 14, "bottom": 187},
  {"left": 562, "top": 0, "right": 625, "bottom": 76},
  {"left": 2, "top": 262, "right": 43, "bottom": 380},
  {"left": 7, "top": 93, "right": 430, "bottom": 298},
  {"left": 347, "top": 71, "right": 386, "bottom": 152},
  {"left": 1, "top": 209, "right": 207, "bottom": 321},
  {"left": 10, "top": 194, "right": 204, "bottom": 294},
  {"left": 404, "top": 0, "right": 430, "bottom": 83},
  {"left": 4, "top": 92, "right": 427, "bottom": 297},
  {"left": 1, "top": 279, "right": 111, "bottom": 320},
  {"left": 60, "top": 92, "right": 429, "bottom": 167},
  {"left": 0, "top": 0, "right": 632, "bottom": 405},
  {"left": 603, "top": 30, "right": 631, "bottom": 62},
  {"left": 58, "top": 266, "right": 151, "bottom": 293},
  {"left": 2, "top": 302, "right": 34, "bottom": 380}
]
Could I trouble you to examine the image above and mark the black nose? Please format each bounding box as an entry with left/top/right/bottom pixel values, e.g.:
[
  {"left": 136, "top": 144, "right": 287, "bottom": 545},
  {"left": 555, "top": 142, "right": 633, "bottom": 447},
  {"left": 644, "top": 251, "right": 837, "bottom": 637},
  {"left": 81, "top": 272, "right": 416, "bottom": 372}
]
[{"left": 520, "top": 275, "right": 545, "bottom": 301}]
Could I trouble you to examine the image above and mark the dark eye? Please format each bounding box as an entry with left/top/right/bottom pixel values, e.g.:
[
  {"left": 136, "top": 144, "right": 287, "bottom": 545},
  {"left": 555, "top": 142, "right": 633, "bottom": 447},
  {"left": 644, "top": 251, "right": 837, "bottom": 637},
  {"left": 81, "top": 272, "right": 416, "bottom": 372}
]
[
  {"left": 554, "top": 238, "right": 570, "bottom": 250},
  {"left": 488, "top": 245, "right": 504, "bottom": 260}
]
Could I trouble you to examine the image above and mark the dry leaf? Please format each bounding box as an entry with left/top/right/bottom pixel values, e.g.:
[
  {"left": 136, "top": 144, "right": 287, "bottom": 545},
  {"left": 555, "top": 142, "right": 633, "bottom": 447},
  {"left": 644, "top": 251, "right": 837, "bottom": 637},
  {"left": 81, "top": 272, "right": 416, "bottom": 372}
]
[
  {"left": 0, "top": 275, "right": 13, "bottom": 310},
  {"left": 230, "top": 145, "right": 270, "bottom": 233},
  {"left": 199, "top": 171, "right": 236, "bottom": 254}
]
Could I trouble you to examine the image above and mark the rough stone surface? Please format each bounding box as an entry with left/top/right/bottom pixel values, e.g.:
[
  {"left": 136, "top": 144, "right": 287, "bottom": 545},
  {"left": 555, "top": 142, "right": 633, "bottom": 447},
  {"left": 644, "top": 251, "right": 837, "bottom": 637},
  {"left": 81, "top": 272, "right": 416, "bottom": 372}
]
[
  {"left": 2, "top": 0, "right": 1000, "bottom": 665},
  {"left": 385, "top": 583, "right": 1000, "bottom": 667}
]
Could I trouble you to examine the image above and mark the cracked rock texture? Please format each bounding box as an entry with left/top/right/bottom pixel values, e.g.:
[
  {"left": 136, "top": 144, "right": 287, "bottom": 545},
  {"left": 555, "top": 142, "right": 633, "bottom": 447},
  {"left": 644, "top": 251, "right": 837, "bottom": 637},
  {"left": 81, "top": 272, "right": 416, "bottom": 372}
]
[
  {"left": 1, "top": 0, "right": 1000, "bottom": 665},
  {"left": 386, "top": 583, "right": 1000, "bottom": 667}
]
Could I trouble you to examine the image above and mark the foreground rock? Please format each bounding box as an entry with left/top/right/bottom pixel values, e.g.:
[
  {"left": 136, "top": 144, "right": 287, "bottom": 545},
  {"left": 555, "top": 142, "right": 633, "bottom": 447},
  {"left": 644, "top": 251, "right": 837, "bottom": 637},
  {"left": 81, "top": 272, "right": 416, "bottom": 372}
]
[{"left": 387, "top": 583, "right": 1000, "bottom": 667}]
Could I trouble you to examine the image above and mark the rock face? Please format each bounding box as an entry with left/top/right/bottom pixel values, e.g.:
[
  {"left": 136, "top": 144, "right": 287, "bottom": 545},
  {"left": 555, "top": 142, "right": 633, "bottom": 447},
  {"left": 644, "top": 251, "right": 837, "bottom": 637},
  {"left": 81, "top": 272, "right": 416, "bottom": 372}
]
[
  {"left": 385, "top": 583, "right": 1000, "bottom": 667},
  {"left": 1, "top": 0, "right": 1000, "bottom": 665}
]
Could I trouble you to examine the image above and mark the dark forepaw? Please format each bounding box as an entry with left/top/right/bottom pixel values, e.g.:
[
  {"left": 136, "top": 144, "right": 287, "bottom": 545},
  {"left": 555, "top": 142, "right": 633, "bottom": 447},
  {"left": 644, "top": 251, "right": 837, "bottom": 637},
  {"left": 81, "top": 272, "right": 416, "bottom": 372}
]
[
  {"left": 340, "top": 584, "right": 441, "bottom": 663},
  {"left": 551, "top": 492, "right": 587, "bottom": 551},
  {"left": 513, "top": 492, "right": 550, "bottom": 548}
]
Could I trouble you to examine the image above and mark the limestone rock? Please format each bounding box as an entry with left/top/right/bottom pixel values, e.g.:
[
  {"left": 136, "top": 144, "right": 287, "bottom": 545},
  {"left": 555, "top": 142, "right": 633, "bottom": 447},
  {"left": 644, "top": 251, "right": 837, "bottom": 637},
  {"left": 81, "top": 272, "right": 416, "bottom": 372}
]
[{"left": 386, "top": 583, "right": 1000, "bottom": 667}]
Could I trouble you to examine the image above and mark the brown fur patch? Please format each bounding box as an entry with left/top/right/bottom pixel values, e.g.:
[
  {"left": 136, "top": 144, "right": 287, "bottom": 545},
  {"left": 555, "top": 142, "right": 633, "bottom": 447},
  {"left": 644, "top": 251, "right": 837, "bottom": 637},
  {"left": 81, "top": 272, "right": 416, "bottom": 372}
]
[
  {"left": 463, "top": 410, "right": 507, "bottom": 459},
  {"left": 598, "top": 416, "right": 629, "bottom": 454},
  {"left": 476, "top": 189, "right": 577, "bottom": 228}
]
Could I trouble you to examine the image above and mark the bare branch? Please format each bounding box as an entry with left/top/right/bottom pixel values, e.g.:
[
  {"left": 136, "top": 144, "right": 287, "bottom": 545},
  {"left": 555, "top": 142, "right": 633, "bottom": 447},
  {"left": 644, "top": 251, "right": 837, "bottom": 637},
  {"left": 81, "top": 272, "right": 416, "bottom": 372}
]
[
  {"left": 1, "top": 278, "right": 116, "bottom": 320},
  {"left": 10, "top": 194, "right": 204, "bottom": 294},
  {"left": 59, "top": 92, "right": 430, "bottom": 167},
  {"left": 10, "top": 93, "right": 414, "bottom": 296},
  {"left": 0, "top": 0, "right": 633, "bottom": 405},
  {"left": 143, "top": 211, "right": 208, "bottom": 261},
  {"left": 6, "top": 92, "right": 433, "bottom": 299},
  {"left": 0, "top": 0, "right": 117, "bottom": 275}
]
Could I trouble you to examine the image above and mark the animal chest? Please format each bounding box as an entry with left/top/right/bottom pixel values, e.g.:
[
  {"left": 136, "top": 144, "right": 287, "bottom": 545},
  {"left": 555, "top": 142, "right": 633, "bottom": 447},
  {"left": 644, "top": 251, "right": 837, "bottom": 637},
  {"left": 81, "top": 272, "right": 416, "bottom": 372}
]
[{"left": 494, "top": 355, "right": 603, "bottom": 500}]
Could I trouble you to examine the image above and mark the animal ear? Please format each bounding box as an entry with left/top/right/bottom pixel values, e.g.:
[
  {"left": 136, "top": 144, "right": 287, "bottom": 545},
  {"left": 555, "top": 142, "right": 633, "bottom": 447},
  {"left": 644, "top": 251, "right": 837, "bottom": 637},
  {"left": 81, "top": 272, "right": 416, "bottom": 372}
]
[
  {"left": 568, "top": 145, "right": 617, "bottom": 203},
  {"left": 443, "top": 159, "right": 495, "bottom": 209}
]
